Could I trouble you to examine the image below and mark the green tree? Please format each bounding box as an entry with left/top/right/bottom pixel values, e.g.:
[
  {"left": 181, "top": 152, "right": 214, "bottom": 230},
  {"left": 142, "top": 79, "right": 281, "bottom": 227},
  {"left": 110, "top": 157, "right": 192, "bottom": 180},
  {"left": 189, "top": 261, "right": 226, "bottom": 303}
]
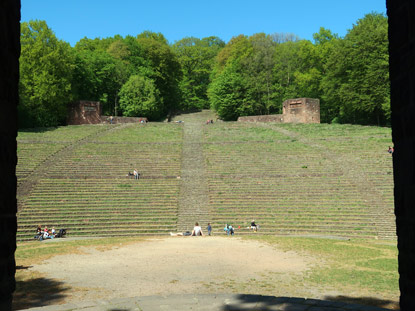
[
  {"left": 322, "top": 13, "right": 389, "bottom": 124},
  {"left": 105, "top": 40, "right": 132, "bottom": 115},
  {"left": 312, "top": 28, "right": 340, "bottom": 122},
  {"left": 173, "top": 36, "right": 224, "bottom": 110},
  {"left": 117, "top": 35, "right": 149, "bottom": 76},
  {"left": 107, "top": 39, "right": 131, "bottom": 62},
  {"left": 137, "top": 31, "right": 168, "bottom": 44},
  {"left": 118, "top": 75, "right": 162, "bottom": 120},
  {"left": 210, "top": 33, "right": 282, "bottom": 118},
  {"left": 208, "top": 65, "right": 247, "bottom": 121},
  {"left": 215, "top": 35, "right": 251, "bottom": 73},
  {"left": 291, "top": 40, "right": 323, "bottom": 102},
  {"left": 243, "top": 33, "right": 278, "bottom": 114},
  {"left": 137, "top": 32, "right": 182, "bottom": 117},
  {"left": 73, "top": 34, "right": 177, "bottom": 117},
  {"left": 75, "top": 36, "right": 120, "bottom": 53},
  {"left": 71, "top": 49, "right": 122, "bottom": 115},
  {"left": 313, "top": 27, "right": 338, "bottom": 45},
  {"left": 272, "top": 40, "right": 302, "bottom": 109},
  {"left": 19, "top": 20, "right": 74, "bottom": 127},
  {"left": 209, "top": 35, "right": 251, "bottom": 119}
]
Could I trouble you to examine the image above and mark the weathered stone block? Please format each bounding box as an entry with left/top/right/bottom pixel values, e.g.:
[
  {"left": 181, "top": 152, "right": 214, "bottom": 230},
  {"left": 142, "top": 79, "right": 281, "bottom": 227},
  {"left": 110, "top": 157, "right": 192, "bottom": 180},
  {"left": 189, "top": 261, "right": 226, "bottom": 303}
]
[
  {"left": 238, "top": 98, "right": 320, "bottom": 124},
  {"left": 282, "top": 98, "right": 320, "bottom": 123},
  {"left": 67, "top": 101, "right": 103, "bottom": 125}
]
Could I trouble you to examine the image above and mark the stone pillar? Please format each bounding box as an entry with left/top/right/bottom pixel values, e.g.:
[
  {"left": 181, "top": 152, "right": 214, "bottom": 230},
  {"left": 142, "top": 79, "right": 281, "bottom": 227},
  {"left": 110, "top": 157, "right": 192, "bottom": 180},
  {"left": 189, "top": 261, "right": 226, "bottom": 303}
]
[
  {"left": 387, "top": 0, "right": 415, "bottom": 310},
  {"left": 0, "top": 0, "right": 20, "bottom": 310}
]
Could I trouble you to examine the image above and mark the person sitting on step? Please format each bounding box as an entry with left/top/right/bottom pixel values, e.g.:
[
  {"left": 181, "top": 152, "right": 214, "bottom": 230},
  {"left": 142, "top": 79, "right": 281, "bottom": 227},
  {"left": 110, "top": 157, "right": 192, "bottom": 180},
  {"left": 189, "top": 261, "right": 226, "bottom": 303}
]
[
  {"left": 250, "top": 220, "right": 258, "bottom": 232},
  {"left": 192, "top": 222, "right": 203, "bottom": 236},
  {"left": 224, "top": 224, "right": 234, "bottom": 236},
  {"left": 34, "top": 225, "right": 42, "bottom": 240}
]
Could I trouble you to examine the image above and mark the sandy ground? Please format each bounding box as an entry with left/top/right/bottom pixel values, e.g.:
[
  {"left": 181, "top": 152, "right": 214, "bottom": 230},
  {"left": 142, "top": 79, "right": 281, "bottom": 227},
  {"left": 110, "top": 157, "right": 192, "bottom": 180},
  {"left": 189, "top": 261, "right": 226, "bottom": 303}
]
[{"left": 29, "top": 236, "right": 328, "bottom": 304}]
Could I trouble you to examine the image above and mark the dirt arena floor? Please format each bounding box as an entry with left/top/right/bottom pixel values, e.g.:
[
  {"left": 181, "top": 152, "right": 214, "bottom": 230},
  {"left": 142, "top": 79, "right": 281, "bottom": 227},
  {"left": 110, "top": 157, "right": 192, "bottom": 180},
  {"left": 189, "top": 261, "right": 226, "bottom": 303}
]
[{"left": 28, "top": 236, "right": 337, "bottom": 304}]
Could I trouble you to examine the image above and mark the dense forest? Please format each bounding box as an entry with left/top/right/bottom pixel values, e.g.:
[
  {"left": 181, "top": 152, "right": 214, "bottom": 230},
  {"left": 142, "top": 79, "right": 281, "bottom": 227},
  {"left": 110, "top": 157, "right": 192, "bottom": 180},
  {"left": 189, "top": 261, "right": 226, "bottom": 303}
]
[{"left": 19, "top": 12, "right": 389, "bottom": 128}]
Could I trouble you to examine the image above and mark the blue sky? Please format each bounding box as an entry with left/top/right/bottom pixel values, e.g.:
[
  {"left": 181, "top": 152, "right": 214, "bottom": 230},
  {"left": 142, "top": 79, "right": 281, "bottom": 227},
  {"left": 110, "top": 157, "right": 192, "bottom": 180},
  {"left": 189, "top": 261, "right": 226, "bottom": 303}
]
[{"left": 21, "top": 0, "right": 387, "bottom": 46}]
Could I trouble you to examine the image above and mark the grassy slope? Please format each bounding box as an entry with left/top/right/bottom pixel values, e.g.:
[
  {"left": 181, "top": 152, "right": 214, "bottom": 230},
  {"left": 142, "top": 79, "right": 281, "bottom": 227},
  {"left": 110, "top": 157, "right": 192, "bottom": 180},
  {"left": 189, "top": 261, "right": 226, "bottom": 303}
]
[
  {"left": 203, "top": 121, "right": 394, "bottom": 238},
  {"left": 17, "top": 115, "right": 395, "bottom": 239},
  {"left": 17, "top": 123, "right": 182, "bottom": 239},
  {"left": 243, "top": 235, "right": 398, "bottom": 309}
]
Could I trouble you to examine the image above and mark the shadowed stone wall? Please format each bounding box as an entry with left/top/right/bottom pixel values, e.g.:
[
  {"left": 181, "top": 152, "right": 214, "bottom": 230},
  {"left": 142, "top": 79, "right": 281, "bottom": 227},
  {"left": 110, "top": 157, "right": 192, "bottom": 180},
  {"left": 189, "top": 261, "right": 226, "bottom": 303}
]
[
  {"left": 68, "top": 101, "right": 148, "bottom": 125},
  {"left": 0, "top": 0, "right": 20, "bottom": 310},
  {"left": 67, "top": 101, "right": 102, "bottom": 125},
  {"left": 387, "top": 0, "right": 415, "bottom": 310}
]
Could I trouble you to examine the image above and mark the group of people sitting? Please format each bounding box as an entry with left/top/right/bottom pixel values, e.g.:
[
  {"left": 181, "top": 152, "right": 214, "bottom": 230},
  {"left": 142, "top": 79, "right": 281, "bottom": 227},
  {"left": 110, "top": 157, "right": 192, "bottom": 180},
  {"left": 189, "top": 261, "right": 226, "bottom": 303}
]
[
  {"left": 34, "top": 225, "right": 66, "bottom": 241},
  {"left": 170, "top": 222, "right": 209, "bottom": 236},
  {"left": 206, "top": 119, "right": 214, "bottom": 124},
  {"left": 225, "top": 220, "right": 258, "bottom": 235},
  {"left": 224, "top": 224, "right": 235, "bottom": 235},
  {"left": 127, "top": 169, "right": 141, "bottom": 179},
  {"left": 170, "top": 220, "right": 259, "bottom": 237}
]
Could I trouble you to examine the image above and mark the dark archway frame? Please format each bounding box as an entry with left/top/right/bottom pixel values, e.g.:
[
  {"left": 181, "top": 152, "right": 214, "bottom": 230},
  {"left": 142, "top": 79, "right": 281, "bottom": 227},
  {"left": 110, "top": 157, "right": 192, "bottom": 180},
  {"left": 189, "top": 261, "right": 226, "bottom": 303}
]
[
  {"left": 387, "top": 0, "right": 415, "bottom": 309},
  {"left": 1, "top": 0, "right": 414, "bottom": 310}
]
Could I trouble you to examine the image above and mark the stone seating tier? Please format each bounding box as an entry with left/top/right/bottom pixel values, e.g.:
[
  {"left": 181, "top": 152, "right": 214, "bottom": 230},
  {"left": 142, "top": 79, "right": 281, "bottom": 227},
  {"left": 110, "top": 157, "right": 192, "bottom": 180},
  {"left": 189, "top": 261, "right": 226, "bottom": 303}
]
[{"left": 16, "top": 118, "right": 395, "bottom": 240}]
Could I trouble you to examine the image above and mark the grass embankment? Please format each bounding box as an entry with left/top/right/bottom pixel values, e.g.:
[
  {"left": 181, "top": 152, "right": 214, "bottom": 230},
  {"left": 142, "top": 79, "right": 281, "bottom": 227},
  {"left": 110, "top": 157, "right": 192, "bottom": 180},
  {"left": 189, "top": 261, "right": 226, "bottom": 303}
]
[
  {"left": 244, "top": 235, "right": 399, "bottom": 310},
  {"left": 17, "top": 117, "right": 395, "bottom": 239},
  {"left": 204, "top": 121, "right": 394, "bottom": 238},
  {"left": 17, "top": 125, "right": 106, "bottom": 182},
  {"left": 17, "top": 123, "right": 183, "bottom": 239}
]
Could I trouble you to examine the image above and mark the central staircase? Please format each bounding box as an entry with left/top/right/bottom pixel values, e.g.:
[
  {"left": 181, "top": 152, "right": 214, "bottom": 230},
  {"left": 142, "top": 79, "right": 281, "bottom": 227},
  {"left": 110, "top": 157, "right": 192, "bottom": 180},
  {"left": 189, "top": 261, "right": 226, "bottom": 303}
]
[{"left": 175, "top": 111, "right": 213, "bottom": 232}]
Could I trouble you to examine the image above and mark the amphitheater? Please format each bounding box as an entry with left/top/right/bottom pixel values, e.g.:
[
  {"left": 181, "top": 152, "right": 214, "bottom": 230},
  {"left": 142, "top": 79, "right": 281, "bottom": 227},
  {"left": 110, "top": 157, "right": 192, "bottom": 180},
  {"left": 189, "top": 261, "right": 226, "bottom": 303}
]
[{"left": 16, "top": 110, "right": 395, "bottom": 241}]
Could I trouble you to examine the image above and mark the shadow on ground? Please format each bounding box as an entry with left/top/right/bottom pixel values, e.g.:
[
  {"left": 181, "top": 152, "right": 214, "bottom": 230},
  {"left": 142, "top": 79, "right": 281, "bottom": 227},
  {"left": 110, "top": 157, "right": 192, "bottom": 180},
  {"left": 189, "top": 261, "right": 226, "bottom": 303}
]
[
  {"left": 326, "top": 295, "right": 399, "bottom": 310},
  {"left": 13, "top": 277, "right": 70, "bottom": 310},
  {"left": 220, "top": 294, "right": 398, "bottom": 311},
  {"left": 16, "top": 265, "right": 32, "bottom": 270},
  {"left": 19, "top": 127, "right": 59, "bottom": 134},
  {"left": 10, "top": 293, "right": 399, "bottom": 311}
]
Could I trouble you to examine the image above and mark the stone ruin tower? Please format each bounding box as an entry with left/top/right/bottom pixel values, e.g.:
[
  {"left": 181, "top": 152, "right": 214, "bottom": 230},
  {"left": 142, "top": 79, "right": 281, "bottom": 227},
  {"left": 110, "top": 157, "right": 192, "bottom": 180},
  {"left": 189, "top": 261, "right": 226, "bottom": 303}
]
[
  {"left": 282, "top": 98, "right": 320, "bottom": 123},
  {"left": 67, "top": 100, "right": 102, "bottom": 125},
  {"left": 237, "top": 98, "right": 320, "bottom": 123}
]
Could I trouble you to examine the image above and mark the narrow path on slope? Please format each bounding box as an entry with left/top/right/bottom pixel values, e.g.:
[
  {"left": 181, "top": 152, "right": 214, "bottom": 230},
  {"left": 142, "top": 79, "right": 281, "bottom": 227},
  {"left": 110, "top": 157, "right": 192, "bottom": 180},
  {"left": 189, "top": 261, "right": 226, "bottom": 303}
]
[{"left": 175, "top": 111, "right": 214, "bottom": 232}]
